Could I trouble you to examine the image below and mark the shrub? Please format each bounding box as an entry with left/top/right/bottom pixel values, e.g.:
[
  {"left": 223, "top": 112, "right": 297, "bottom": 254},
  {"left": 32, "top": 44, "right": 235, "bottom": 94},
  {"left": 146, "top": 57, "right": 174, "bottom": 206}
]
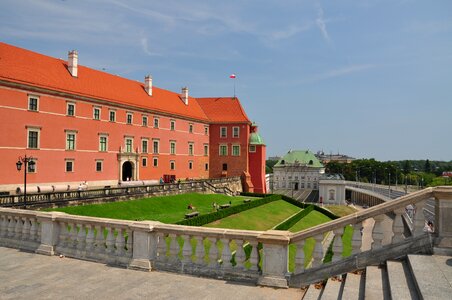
[{"left": 274, "top": 205, "right": 315, "bottom": 230}]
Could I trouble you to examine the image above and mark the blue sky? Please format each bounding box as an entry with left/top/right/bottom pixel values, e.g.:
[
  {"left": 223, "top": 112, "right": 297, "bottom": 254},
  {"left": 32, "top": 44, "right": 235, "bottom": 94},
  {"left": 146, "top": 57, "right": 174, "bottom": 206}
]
[{"left": 1, "top": 0, "right": 451, "bottom": 161}]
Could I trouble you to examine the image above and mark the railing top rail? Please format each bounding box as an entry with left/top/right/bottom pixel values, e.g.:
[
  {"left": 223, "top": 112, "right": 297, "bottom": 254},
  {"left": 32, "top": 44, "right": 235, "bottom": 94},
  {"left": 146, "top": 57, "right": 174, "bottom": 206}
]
[
  {"left": 345, "top": 186, "right": 390, "bottom": 201},
  {"left": 290, "top": 187, "right": 435, "bottom": 243},
  {"left": 154, "top": 223, "right": 262, "bottom": 240}
]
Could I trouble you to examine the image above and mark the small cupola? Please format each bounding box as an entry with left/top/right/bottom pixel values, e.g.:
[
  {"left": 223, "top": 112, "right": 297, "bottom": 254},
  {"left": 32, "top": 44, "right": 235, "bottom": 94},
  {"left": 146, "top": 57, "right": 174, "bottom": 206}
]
[
  {"left": 181, "top": 87, "right": 189, "bottom": 105},
  {"left": 68, "top": 50, "right": 78, "bottom": 77},
  {"left": 145, "top": 75, "right": 153, "bottom": 96}
]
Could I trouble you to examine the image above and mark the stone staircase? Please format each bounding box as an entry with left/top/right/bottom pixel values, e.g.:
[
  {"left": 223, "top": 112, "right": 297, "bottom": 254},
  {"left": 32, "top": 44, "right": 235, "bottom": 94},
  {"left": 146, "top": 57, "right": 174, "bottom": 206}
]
[{"left": 301, "top": 254, "right": 452, "bottom": 300}]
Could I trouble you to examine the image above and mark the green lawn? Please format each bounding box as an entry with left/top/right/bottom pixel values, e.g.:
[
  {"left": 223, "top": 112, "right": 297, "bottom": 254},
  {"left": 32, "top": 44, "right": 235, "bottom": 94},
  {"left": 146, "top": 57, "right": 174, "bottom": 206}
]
[
  {"left": 325, "top": 205, "right": 358, "bottom": 217},
  {"left": 45, "top": 193, "right": 257, "bottom": 224},
  {"left": 204, "top": 200, "right": 301, "bottom": 231}
]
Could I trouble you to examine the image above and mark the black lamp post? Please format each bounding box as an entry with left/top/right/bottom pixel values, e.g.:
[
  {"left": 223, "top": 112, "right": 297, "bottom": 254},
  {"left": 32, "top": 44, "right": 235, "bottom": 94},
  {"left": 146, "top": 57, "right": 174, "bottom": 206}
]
[{"left": 16, "top": 155, "right": 35, "bottom": 208}]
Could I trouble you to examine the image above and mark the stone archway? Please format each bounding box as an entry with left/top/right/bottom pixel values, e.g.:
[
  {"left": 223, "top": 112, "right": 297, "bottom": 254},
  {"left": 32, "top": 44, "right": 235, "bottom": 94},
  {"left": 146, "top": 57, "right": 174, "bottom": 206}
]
[{"left": 122, "top": 161, "right": 134, "bottom": 181}]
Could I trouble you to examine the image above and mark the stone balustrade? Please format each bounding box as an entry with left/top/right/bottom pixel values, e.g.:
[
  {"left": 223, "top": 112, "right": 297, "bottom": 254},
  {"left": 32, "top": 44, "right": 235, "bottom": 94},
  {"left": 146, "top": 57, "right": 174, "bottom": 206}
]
[{"left": 1, "top": 186, "right": 452, "bottom": 288}]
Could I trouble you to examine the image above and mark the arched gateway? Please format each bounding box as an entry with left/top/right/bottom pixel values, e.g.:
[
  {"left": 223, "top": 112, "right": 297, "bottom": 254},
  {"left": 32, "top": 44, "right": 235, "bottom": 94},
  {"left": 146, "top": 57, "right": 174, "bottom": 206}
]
[{"left": 122, "top": 161, "right": 134, "bottom": 181}]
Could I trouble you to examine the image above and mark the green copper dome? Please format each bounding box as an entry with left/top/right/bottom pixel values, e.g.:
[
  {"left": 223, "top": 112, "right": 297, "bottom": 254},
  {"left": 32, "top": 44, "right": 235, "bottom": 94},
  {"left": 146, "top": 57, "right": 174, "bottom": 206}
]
[{"left": 249, "top": 132, "right": 265, "bottom": 145}]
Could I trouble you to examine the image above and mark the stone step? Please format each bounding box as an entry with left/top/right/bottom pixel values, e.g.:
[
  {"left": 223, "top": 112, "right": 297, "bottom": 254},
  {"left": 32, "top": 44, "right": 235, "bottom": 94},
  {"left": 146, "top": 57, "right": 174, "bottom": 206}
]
[
  {"left": 408, "top": 254, "right": 452, "bottom": 300},
  {"left": 302, "top": 283, "right": 323, "bottom": 300},
  {"left": 365, "top": 266, "right": 386, "bottom": 300},
  {"left": 320, "top": 277, "right": 343, "bottom": 299},
  {"left": 387, "top": 260, "right": 419, "bottom": 300},
  {"left": 341, "top": 272, "right": 362, "bottom": 300}
]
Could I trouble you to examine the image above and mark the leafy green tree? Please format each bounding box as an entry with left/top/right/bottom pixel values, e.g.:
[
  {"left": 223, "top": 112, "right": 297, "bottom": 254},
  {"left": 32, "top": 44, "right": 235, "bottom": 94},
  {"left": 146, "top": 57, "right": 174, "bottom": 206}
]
[{"left": 424, "top": 159, "right": 431, "bottom": 173}]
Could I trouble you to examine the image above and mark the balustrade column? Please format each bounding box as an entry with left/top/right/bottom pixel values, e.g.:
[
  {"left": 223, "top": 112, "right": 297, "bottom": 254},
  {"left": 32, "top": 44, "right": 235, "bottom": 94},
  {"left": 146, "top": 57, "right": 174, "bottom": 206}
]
[
  {"left": 220, "top": 238, "right": 232, "bottom": 269},
  {"left": 257, "top": 230, "right": 289, "bottom": 288},
  {"left": 194, "top": 236, "right": 205, "bottom": 265},
  {"left": 0, "top": 215, "right": 7, "bottom": 237},
  {"left": 168, "top": 233, "right": 180, "bottom": 263},
  {"left": 128, "top": 222, "right": 157, "bottom": 271},
  {"left": 234, "top": 240, "right": 246, "bottom": 269},
  {"left": 391, "top": 208, "right": 406, "bottom": 243},
  {"left": 36, "top": 212, "right": 62, "bottom": 256},
  {"left": 413, "top": 200, "right": 427, "bottom": 236},
  {"left": 208, "top": 237, "right": 219, "bottom": 268},
  {"left": 105, "top": 227, "right": 116, "bottom": 255},
  {"left": 332, "top": 227, "right": 344, "bottom": 262},
  {"left": 21, "top": 217, "right": 30, "bottom": 241},
  {"left": 181, "top": 235, "right": 192, "bottom": 264},
  {"left": 294, "top": 240, "right": 305, "bottom": 273},
  {"left": 248, "top": 240, "right": 259, "bottom": 271},
  {"left": 115, "top": 228, "right": 125, "bottom": 256},
  {"left": 311, "top": 234, "right": 324, "bottom": 268},
  {"left": 351, "top": 222, "right": 362, "bottom": 255},
  {"left": 76, "top": 223, "right": 87, "bottom": 251},
  {"left": 93, "top": 225, "right": 105, "bottom": 254},
  {"left": 14, "top": 217, "right": 23, "bottom": 241},
  {"left": 29, "top": 218, "right": 38, "bottom": 242},
  {"left": 7, "top": 216, "right": 15, "bottom": 238},
  {"left": 156, "top": 233, "right": 167, "bottom": 262},
  {"left": 85, "top": 225, "right": 95, "bottom": 252},
  {"left": 371, "top": 214, "right": 385, "bottom": 250}
]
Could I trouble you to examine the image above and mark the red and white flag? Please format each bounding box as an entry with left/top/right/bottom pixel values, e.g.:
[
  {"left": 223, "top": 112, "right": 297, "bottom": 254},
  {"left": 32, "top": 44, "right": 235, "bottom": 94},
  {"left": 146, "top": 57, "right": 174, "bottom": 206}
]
[{"left": 229, "top": 73, "right": 236, "bottom": 79}]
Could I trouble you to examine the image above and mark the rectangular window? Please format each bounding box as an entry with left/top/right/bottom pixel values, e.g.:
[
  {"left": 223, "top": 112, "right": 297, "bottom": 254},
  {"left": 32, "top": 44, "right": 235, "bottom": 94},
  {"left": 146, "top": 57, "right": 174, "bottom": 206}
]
[
  {"left": 96, "top": 160, "right": 103, "bottom": 172},
  {"left": 204, "top": 126, "right": 209, "bottom": 135},
  {"left": 28, "top": 130, "right": 39, "bottom": 149},
  {"left": 154, "top": 117, "right": 159, "bottom": 128},
  {"left": 170, "top": 141, "right": 176, "bottom": 155},
  {"left": 233, "top": 126, "right": 240, "bottom": 138},
  {"left": 93, "top": 107, "right": 101, "bottom": 120},
  {"left": 142, "top": 157, "right": 147, "bottom": 167},
  {"left": 170, "top": 120, "right": 175, "bottom": 131},
  {"left": 153, "top": 157, "right": 158, "bottom": 167},
  {"left": 66, "top": 133, "right": 76, "bottom": 150},
  {"left": 170, "top": 160, "right": 175, "bottom": 170},
  {"left": 109, "top": 110, "right": 116, "bottom": 122},
  {"left": 189, "top": 123, "right": 193, "bottom": 133},
  {"left": 220, "top": 127, "right": 227, "bottom": 138},
  {"left": 125, "top": 138, "right": 133, "bottom": 153},
  {"left": 249, "top": 145, "right": 256, "bottom": 153},
  {"left": 142, "top": 116, "right": 148, "bottom": 127},
  {"left": 67, "top": 103, "right": 75, "bottom": 116},
  {"left": 142, "top": 139, "right": 148, "bottom": 153},
  {"left": 99, "top": 136, "right": 107, "bottom": 152},
  {"left": 205, "top": 163, "right": 209, "bottom": 171},
  {"left": 65, "top": 160, "right": 74, "bottom": 172},
  {"left": 189, "top": 161, "right": 193, "bottom": 170},
  {"left": 188, "top": 143, "right": 194, "bottom": 156},
  {"left": 28, "top": 96, "right": 39, "bottom": 111},
  {"left": 232, "top": 145, "right": 240, "bottom": 156},
  {"left": 204, "top": 144, "right": 209, "bottom": 156},
  {"left": 153, "top": 140, "right": 159, "bottom": 154},
  {"left": 219, "top": 144, "right": 228, "bottom": 156},
  {"left": 126, "top": 113, "right": 133, "bottom": 124}
]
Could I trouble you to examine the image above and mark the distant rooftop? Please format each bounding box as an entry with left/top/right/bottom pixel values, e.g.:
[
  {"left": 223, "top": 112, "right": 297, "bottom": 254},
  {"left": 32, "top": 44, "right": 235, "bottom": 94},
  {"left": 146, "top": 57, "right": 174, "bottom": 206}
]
[{"left": 274, "top": 150, "right": 323, "bottom": 168}]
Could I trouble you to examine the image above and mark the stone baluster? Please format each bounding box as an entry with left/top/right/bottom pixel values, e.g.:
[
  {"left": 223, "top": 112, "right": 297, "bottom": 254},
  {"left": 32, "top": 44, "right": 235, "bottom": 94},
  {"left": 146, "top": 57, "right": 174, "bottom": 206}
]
[
  {"left": 105, "top": 227, "right": 116, "bottom": 255},
  {"left": 29, "top": 218, "right": 38, "bottom": 242},
  {"left": 115, "top": 228, "right": 125, "bottom": 256},
  {"left": 94, "top": 225, "right": 105, "bottom": 254},
  {"left": 311, "top": 234, "right": 324, "bottom": 268},
  {"left": 181, "top": 235, "right": 192, "bottom": 264},
  {"left": 0, "top": 215, "right": 7, "bottom": 237},
  {"left": 332, "top": 227, "right": 344, "bottom": 262},
  {"left": 413, "top": 200, "right": 427, "bottom": 236},
  {"left": 85, "top": 225, "right": 95, "bottom": 252},
  {"left": 294, "top": 240, "right": 306, "bottom": 273},
  {"left": 234, "top": 239, "right": 246, "bottom": 269},
  {"left": 371, "top": 214, "right": 385, "bottom": 250},
  {"left": 220, "top": 238, "right": 232, "bottom": 269},
  {"left": 14, "top": 216, "right": 23, "bottom": 240},
  {"left": 125, "top": 229, "right": 133, "bottom": 257},
  {"left": 156, "top": 233, "right": 167, "bottom": 262},
  {"left": 21, "top": 217, "right": 31, "bottom": 241},
  {"left": 168, "top": 233, "right": 180, "bottom": 263},
  {"left": 58, "top": 222, "right": 69, "bottom": 248},
  {"left": 76, "top": 223, "right": 87, "bottom": 251},
  {"left": 248, "top": 240, "right": 259, "bottom": 271},
  {"left": 208, "top": 237, "right": 218, "bottom": 268},
  {"left": 7, "top": 216, "right": 16, "bottom": 238},
  {"left": 392, "top": 208, "right": 406, "bottom": 243},
  {"left": 194, "top": 236, "right": 205, "bottom": 265},
  {"left": 351, "top": 222, "right": 363, "bottom": 255},
  {"left": 36, "top": 221, "right": 41, "bottom": 241}
]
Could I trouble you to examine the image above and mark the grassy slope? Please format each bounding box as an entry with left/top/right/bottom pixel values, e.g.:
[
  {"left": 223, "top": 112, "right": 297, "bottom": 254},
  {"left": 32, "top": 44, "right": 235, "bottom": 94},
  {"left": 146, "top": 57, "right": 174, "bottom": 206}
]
[
  {"left": 204, "top": 200, "right": 301, "bottom": 231},
  {"left": 325, "top": 205, "right": 358, "bottom": 217},
  {"left": 46, "top": 193, "right": 255, "bottom": 224}
]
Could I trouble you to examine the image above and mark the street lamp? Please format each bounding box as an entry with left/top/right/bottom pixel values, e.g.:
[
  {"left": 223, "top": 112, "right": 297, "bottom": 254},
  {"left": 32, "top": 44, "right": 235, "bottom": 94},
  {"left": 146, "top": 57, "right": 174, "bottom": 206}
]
[{"left": 16, "top": 155, "right": 35, "bottom": 208}]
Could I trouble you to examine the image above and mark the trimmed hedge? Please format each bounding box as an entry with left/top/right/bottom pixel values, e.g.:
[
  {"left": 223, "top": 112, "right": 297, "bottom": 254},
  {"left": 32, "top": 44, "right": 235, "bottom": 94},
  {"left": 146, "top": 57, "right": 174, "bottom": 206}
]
[
  {"left": 176, "top": 194, "right": 282, "bottom": 226},
  {"left": 240, "top": 192, "right": 272, "bottom": 198},
  {"left": 280, "top": 195, "right": 309, "bottom": 209},
  {"left": 313, "top": 205, "right": 339, "bottom": 220},
  {"left": 274, "top": 205, "right": 315, "bottom": 230}
]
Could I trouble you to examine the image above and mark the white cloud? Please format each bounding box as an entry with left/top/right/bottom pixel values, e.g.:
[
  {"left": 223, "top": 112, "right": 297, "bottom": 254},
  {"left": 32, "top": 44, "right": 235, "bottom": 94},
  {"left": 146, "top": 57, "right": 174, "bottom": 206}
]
[{"left": 315, "top": 5, "right": 332, "bottom": 44}]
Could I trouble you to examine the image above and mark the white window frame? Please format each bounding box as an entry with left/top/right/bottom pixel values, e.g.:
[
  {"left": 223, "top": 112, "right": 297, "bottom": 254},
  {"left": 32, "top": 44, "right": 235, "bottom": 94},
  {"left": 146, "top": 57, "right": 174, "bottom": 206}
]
[
  {"left": 28, "top": 95, "right": 39, "bottom": 111},
  {"left": 142, "top": 157, "right": 148, "bottom": 167},
  {"left": 125, "top": 137, "right": 134, "bottom": 153},
  {"left": 65, "top": 159, "right": 74, "bottom": 172},
  {"left": 93, "top": 107, "right": 101, "bottom": 120},
  {"left": 170, "top": 120, "right": 176, "bottom": 131},
  {"left": 99, "top": 135, "right": 108, "bottom": 152},
  {"left": 188, "top": 160, "right": 193, "bottom": 170},
  {"left": 170, "top": 160, "right": 175, "bottom": 170},
  {"left": 249, "top": 145, "right": 256, "bottom": 153},
  {"left": 233, "top": 126, "right": 240, "bottom": 138},
  {"left": 153, "top": 139, "right": 159, "bottom": 154},
  {"left": 141, "top": 138, "right": 149, "bottom": 153},
  {"left": 153, "top": 157, "right": 158, "bottom": 167},
  {"left": 154, "top": 117, "right": 159, "bottom": 128},
  {"left": 27, "top": 127, "right": 40, "bottom": 149},
  {"left": 220, "top": 127, "right": 227, "bottom": 138},
  {"left": 142, "top": 115, "right": 148, "bottom": 127},
  {"left": 204, "top": 144, "right": 209, "bottom": 156},
  {"left": 65, "top": 130, "right": 77, "bottom": 151},
  {"left": 188, "top": 142, "right": 194, "bottom": 156},
  {"left": 204, "top": 126, "right": 209, "bottom": 135},
  {"left": 109, "top": 110, "right": 116, "bottom": 122},
  {"left": 189, "top": 123, "right": 193, "bottom": 133},
  {"left": 232, "top": 144, "right": 240, "bottom": 156},
  {"left": 66, "top": 102, "right": 76, "bottom": 116},
  {"left": 219, "top": 144, "right": 228, "bottom": 156},
  {"left": 126, "top": 112, "right": 133, "bottom": 125},
  {"left": 95, "top": 160, "right": 103, "bottom": 172},
  {"left": 170, "top": 141, "right": 176, "bottom": 155}
]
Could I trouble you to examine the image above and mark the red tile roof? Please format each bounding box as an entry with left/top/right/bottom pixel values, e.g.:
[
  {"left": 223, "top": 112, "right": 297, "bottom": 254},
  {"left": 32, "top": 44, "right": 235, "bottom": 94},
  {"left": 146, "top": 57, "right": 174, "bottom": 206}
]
[
  {"left": 196, "top": 97, "right": 250, "bottom": 123},
  {"left": 0, "top": 42, "right": 209, "bottom": 121}
]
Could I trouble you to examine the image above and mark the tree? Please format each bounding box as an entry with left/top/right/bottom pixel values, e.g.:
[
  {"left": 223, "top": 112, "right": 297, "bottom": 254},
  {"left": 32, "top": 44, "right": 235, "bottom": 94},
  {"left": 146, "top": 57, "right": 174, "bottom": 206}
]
[
  {"left": 402, "top": 160, "right": 411, "bottom": 174},
  {"left": 424, "top": 159, "right": 431, "bottom": 173}
]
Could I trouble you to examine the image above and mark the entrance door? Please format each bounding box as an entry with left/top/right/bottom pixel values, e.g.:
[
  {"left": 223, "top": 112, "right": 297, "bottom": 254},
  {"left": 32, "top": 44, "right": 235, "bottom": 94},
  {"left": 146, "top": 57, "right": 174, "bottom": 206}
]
[
  {"left": 294, "top": 182, "right": 299, "bottom": 190},
  {"left": 122, "top": 161, "right": 133, "bottom": 181}
]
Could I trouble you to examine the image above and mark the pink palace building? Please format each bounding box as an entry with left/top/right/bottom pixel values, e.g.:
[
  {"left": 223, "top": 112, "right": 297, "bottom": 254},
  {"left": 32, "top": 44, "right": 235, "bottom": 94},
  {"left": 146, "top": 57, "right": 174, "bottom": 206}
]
[{"left": 0, "top": 42, "right": 267, "bottom": 194}]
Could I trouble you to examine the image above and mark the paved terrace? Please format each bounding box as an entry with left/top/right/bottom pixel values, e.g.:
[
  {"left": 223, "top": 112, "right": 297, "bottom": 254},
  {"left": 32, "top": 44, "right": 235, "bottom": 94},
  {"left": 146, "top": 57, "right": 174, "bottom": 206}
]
[{"left": 0, "top": 247, "right": 303, "bottom": 300}]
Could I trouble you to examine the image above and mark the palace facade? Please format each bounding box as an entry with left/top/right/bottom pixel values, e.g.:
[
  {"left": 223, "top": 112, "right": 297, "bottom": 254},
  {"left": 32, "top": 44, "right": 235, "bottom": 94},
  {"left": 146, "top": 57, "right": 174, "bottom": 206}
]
[{"left": 0, "top": 42, "right": 266, "bottom": 193}]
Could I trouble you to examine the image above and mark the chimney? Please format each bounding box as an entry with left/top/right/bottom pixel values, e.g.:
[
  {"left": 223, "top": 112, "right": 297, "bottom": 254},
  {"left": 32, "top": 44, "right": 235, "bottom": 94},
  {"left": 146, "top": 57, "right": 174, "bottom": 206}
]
[
  {"left": 145, "top": 75, "right": 153, "bottom": 96},
  {"left": 68, "top": 50, "right": 78, "bottom": 77},
  {"left": 181, "top": 87, "right": 189, "bottom": 105}
]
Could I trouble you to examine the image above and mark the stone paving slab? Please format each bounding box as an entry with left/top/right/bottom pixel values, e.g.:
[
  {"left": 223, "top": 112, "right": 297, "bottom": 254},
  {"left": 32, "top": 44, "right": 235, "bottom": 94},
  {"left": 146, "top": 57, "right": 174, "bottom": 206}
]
[{"left": 0, "top": 247, "right": 302, "bottom": 300}]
